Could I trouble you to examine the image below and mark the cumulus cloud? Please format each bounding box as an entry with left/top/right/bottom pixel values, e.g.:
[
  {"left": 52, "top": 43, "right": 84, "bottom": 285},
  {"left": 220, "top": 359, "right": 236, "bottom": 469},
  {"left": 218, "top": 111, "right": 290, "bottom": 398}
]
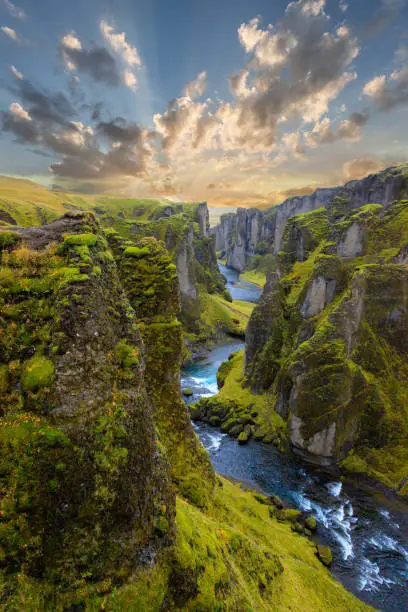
[
  {"left": 1, "top": 25, "right": 20, "bottom": 41},
  {"left": 342, "top": 157, "right": 391, "bottom": 181},
  {"left": 4, "top": 0, "right": 25, "bottom": 19},
  {"left": 123, "top": 69, "right": 137, "bottom": 91},
  {"left": 339, "top": 0, "right": 348, "bottom": 12},
  {"left": 153, "top": 1, "right": 360, "bottom": 163},
  {"left": 1, "top": 77, "right": 153, "bottom": 188},
  {"left": 184, "top": 71, "right": 207, "bottom": 99},
  {"left": 9, "top": 102, "right": 31, "bottom": 121},
  {"left": 100, "top": 21, "right": 141, "bottom": 66},
  {"left": 60, "top": 31, "right": 121, "bottom": 86},
  {"left": 305, "top": 110, "right": 369, "bottom": 146},
  {"left": 363, "top": 67, "right": 408, "bottom": 110},
  {"left": 100, "top": 21, "right": 141, "bottom": 91}
]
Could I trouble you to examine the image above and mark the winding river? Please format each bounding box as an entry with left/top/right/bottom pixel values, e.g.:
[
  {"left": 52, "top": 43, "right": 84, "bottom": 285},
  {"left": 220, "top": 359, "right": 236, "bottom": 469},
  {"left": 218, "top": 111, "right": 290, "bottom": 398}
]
[{"left": 181, "top": 264, "right": 408, "bottom": 612}]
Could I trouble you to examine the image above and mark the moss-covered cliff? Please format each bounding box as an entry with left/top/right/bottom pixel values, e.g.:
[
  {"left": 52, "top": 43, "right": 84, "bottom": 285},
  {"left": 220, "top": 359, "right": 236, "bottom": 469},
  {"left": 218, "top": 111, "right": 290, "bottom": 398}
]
[
  {"left": 105, "top": 229, "right": 215, "bottom": 506},
  {"left": 0, "top": 213, "right": 175, "bottom": 599},
  {"left": 245, "top": 196, "right": 408, "bottom": 494}
]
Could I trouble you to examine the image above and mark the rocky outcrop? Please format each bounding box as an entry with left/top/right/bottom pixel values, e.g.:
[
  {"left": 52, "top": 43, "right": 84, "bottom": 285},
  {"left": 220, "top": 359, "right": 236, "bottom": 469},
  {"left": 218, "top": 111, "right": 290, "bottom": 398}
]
[
  {"left": 0, "top": 212, "right": 176, "bottom": 588},
  {"left": 245, "top": 193, "right": 408, "bottom": 486},
  {"left": 107, "top": 231, "right": 215, "bottom": 505},
  {"left": 104, "top": 201, "right": 226, "bottom": 340},
  {"left": 214, "top": 164, "right": 408, "bottom": 270},
  {"left": 214, "top": 207, "right": 274, "bottom": 272}
]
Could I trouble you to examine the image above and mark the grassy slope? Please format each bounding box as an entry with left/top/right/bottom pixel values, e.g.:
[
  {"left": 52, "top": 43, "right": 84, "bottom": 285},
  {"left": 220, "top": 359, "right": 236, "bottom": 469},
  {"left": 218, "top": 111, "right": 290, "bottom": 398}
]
[
  {"left": 240, "top": 269, "right": 267, "bottom": 287},
  {"left": 18, "top": 478, "right": 370, "bottom": 612},
  {"left": 0, "top": 176, "right": 175, "bottom": 227},
  {"left": 199, "top": 294, "right": 255, "bottom": 338},
  {"left": 207, "top": 350, "right": 286, "bottom": 441}
]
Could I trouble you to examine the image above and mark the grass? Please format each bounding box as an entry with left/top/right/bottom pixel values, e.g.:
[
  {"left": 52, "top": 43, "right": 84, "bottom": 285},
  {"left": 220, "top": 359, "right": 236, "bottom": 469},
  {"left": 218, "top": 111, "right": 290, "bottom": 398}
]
[
  {"left": 200, "top": 294, "right": 255, "bottom": 338},
  {"left": 240, "top": 269, "right": 266, "bottom": 287},
  {"left": 217, "top": 350, "right": 286, "bottom": 437},
  {"left": 78, "top": 478, "right": 372, "bottom": 611},
  {"left": 0, "top": 175, "right": 189, "bottom": 228}
]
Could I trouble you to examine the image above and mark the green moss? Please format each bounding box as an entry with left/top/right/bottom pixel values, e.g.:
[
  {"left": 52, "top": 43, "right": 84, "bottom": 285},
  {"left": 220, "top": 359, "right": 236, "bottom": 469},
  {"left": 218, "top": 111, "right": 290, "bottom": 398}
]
[
  {"left": 216, "top": 358, "right": 234, "bottom": 389},
  {"left": 316, "top": 545, "right": 333, "bottom": 567},
  {"left": 179, "top": 475, "right": 209, "bottom": 508},
  {"left": 304, "top": 516, "right": 317, "bottom": 531},
  {"left": 123, "top": 246, "right": 151, "bottom": 258},
  {"left": 114, "top": 340, "right": 140, "bottom": 368},
  {"left": 21, "top": 356, "right": 55, "bottom": 392},
  {"left": 63, "top": 233, "right": 98, "bottom": 247}
]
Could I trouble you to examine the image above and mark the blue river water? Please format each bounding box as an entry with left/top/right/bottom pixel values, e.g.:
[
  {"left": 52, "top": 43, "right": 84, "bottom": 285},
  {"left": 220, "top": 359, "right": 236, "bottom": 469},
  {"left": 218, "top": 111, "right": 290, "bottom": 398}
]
[{"left": 181, "top": 264, "right": 408, "bottom": 612}]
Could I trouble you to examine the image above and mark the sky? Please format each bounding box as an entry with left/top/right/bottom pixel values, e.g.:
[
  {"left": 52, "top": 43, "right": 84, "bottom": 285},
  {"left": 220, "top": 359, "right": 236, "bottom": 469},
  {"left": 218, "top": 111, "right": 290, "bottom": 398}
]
[{"left": 1, "top": 0, "right": 408, "bottom": 208}]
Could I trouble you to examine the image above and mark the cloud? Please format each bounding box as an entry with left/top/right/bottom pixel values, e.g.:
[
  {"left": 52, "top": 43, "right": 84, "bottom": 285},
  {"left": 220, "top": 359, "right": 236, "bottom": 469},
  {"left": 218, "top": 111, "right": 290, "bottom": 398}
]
[
  {"left": 3, "top": 0, "right": 25, "bottom": 20},
  {"left": 9, "top": 79, "right": 76, "bottom": 125},
  {"left": 281, "top": 185, "right": 316, "bottom": 197},
  {"left": 123, "top": 69, "right": 137, "bottom": 90},
  {"left": 365, "top": 0, "right": 406, "bottom": 36},
  {"left": 363, "top": 67, "right": 408, "bottom": 110},
  {"left": 1, "top": 25, "right": 20, "bottom": 41},
  {"left": 9, "top": 102, "right": 31, "bottom": 121},
  {"left": 339, "top": 0, "right": 348, "bottom": 11},
  {"left": 1, "top": 77, "right": 153, "bottom": 187},
  {"left": 100, "top": 21, "right": 141, "bottom": 66},
  {"left": 184, "top": 71, "right": 207, "bottom": 99},
  {"left": 363, "top": 75, "right": 387, "bottom": 97},
  {"left": 100, "top": 20, "right": 141, "bottom": 91},
  {"left": 304, "top": 110, "right": 369, "bottom": 146},
  {"left": 60, "top": 31, "right": 121, "bottom": 86},
  {"left": 342, "top": 157, "right": 391, "bottom": 181},
  {"left": 153, "top": 2, "right": 359, "bottom": 163},
  {"left": 10, "top": 64, "right": 23, "bottom": 79}
]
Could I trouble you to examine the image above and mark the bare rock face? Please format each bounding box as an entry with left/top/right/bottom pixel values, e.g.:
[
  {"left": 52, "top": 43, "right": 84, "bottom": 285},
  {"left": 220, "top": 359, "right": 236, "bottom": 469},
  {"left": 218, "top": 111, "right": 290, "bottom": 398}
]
[
  {"left": 176, "top": 225, "right": 198, "bottom": 301},
  {"left": 290, "top": 416, "right": 336, "bottom": 466},
  {"left": 337, "top": 223, "right": 364, "bottom": 258},
  {"left": 300, "top": 276, "right": 336, "bottom": 319},
  {"left": 197, "top": 201, "right": 210, "bottom": 237}
]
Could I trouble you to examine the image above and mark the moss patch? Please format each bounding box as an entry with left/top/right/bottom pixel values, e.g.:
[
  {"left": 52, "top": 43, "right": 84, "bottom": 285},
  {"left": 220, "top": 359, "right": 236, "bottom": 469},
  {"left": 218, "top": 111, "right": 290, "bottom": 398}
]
[{"left": 21, "top": 356, "right": 55, "bottom": 392}]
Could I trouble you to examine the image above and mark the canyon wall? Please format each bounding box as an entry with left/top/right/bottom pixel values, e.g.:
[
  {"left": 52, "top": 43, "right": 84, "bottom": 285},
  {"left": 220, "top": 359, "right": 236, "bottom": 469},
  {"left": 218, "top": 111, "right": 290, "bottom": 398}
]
[{"left": 213, "top": 165, "right": 408, "bottom": 271}]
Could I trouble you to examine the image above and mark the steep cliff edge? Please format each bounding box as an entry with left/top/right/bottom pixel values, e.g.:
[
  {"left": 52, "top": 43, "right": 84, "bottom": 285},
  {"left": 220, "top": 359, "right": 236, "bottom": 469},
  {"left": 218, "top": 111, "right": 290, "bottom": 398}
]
[
  {"left": 0, "top": 213, "right": 175, "bottom": 591},
  {"left": 245, "top": 196, "right": 408, "bottom": 493},
  {"left": 214, "top": 164, "right": 408, "bottom": 271},
  {"left": 106, "top": 229, "right": 215, "bottom": 506}
]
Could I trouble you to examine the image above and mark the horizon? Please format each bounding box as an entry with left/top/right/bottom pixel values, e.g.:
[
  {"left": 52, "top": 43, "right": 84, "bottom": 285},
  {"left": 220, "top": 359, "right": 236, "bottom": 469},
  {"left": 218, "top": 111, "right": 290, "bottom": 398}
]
[{"left": 1, "top": 0, "right": 408, "bottom": 208}]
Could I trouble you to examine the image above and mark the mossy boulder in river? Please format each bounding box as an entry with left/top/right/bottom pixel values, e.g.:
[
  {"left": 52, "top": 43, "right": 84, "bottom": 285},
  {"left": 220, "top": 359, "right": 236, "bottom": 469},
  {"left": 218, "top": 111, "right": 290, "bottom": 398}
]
[{"left": 317, "top": 545, "right": 333, "bottom": 567}]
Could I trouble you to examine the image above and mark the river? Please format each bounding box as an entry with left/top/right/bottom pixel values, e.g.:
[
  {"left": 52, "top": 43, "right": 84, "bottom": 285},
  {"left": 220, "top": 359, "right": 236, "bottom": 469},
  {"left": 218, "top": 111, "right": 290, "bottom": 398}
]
[{"left": 181, "top": 263, "right": 408, "bottom": 612}]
